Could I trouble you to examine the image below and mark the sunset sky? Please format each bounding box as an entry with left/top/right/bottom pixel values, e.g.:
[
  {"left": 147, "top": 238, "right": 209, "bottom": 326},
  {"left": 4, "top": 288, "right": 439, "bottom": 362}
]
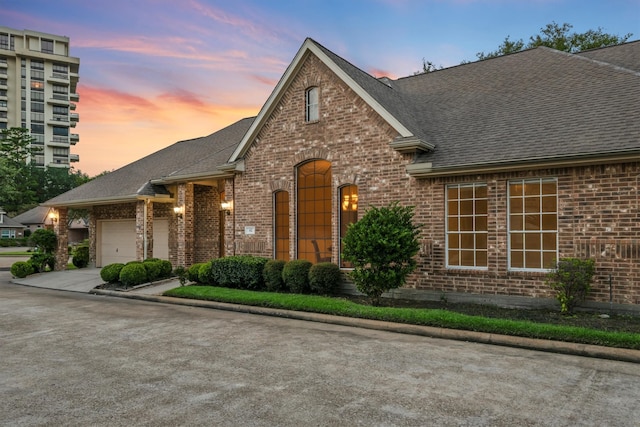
[{"left": 2, "top": 0, "right": 639, "bottom": 176}]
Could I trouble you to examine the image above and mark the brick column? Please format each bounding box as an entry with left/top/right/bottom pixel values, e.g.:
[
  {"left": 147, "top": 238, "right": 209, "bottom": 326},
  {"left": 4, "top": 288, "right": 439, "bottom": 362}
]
[{"left": 53, "top": 207, "right": 69, "bottom": 270}]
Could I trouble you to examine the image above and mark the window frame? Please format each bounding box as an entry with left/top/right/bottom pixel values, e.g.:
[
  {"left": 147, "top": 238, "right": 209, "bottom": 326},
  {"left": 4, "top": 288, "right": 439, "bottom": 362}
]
[
  {"left": 445, "top": 182, "right": 489, "bottom": 270},
  {"left": 305, "top": 87, "right": 319, "bottom": 122},
  {"left": 339, "top": 184, "right": 358, "bottom": 268},
  {"left": 296, "top": 159, "right": 332, "bottom": 263},
  {"left": 507, "top": 177, "right": 558, "bottom": 272},
  {"left": 273, "top": 190, "right": 290, "bottom": 261}
]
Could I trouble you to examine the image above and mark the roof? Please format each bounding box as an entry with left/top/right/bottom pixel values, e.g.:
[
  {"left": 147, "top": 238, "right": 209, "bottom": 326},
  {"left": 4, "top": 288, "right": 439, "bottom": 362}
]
[
  {"left": 577, "top": 40, "right": 640, "bottom": 72},
  {"left": 45, "top": 118, "right": 254, "bottom": 207},
  {"left": 0, "top": 214, "right": 25, "bottom": 229},
  {"left": 12, "top": 206, "right": 50, "bottom": 225}
]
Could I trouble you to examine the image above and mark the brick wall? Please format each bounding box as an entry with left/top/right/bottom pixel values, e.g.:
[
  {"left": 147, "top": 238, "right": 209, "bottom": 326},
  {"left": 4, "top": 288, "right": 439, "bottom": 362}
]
[{"left": 228, "top": 51, "right": 640, "bottom": 306}]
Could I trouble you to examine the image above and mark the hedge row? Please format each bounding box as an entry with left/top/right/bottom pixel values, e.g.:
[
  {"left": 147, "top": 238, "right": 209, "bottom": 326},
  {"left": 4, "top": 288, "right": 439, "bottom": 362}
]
[
  {"left": 188, "top": 256, "right": 341, "bottom": 295},
  {"left": 100, "top": 258, "right": 174, "bottom": 288}
]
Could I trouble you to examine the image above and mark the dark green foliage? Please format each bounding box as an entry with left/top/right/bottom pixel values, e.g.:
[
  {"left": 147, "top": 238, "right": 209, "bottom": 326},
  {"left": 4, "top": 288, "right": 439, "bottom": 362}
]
[
  {"left": 173, "top": 266, "right": 187, "bottom": 286},
  {"left": 198, "top": 261, "right": 212, "bottom": 284},
  {"left": 29, "top": 229, "right": 57, "bottom": 254},
  {"left": 72, "top": 245, "right": 90, "bottom": 268},
  {"left": 160, "top": 260, "right": 173, "bottom": 278},
  {"left": 143, "top": 259, "right": 163, "bottom": 282},
  {"left": 547, "top": 258, "right": 596, "bottom": 314},
  {"left": 282, "top": 259, "right": 312, "bottom": 293},
  {"left": 188, "top": 263, "right": 206, "bottom": 283},
  {"left": 342, "top": 202, "right": 421, "bottom": 305},
  {"left": 202, "top": 256, "right": 269, "bottom": 290},
  {"left": 29, "top": 252, "right": 55, "bottom": 273},
  {"left": 100, "top": 263, "right": 125, "bottom": 283},
  {"left": 0, "top": 237, "right": 28, "bottom": 247},
  {"left": 10, "top": 261, "right": 34, "bottom": 278},
  {"left": 119, "top": 262, "right": 148, "bottom": 288},
  {"left": 309, "top": 262, "right": 341, "bottom": 295},
  {"left": 263, "top": 259, "right": 286, "bottom": 292}
]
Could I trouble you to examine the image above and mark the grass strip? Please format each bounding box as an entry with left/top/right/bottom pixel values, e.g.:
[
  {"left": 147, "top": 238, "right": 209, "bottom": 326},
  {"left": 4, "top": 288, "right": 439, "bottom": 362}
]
[{"left": 165, "top": 286, "right": 640, "bottom": 350}]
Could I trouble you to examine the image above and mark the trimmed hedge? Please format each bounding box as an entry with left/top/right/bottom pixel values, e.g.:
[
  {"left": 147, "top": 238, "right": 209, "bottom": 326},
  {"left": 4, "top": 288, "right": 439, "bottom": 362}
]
[
  {"left": 188, "top": 263, "right": 206, "bottom": 283},
  {"left": 201, "top": 256, "right": 269, "bottom": 290},
  {"left": 263, "top": 259, "right": 286, "bottom": 292},
  {"left": 72, "top": 245, "right": 90, "bottom": 268},
  {"left": 119, "top": 262, "right": 148, "bottom": 287},
  {"left": 282, "top": 259, "right": 312, "bottom": 293},
  {"left": 100, "top": 263, "right": 125, "bottom": 283},
  {"left": 29, "top": 253, "right": 55, "bottom": 273},
  {"left": 11, "top": 261, "right": 34, "bottom": 278},
  {"left": 309, "top": 262, "right": 341, "bottom": 295},
  {"left": 143, "top": 259, "right": 163, "bottom": 282}
]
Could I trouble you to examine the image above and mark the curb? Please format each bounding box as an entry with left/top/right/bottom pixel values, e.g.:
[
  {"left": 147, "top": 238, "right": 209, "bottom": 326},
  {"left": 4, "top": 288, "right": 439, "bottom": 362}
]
[{"left": 90, "top": 289, "right": 640, "bottom": 364}]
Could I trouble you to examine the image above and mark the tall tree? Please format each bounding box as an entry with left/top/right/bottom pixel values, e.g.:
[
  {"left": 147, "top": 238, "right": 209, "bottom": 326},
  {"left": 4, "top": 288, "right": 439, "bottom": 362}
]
[
  {"left": 475, "top": 22, "right": 633, "bottom": 60},
  {"left": 0, "top": 127, "right": 40, "bottom": 214}
]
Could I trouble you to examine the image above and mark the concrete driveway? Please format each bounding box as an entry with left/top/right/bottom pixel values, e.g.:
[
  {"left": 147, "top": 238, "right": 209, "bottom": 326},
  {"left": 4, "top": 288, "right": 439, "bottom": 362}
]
[{"left": 1, "top": 277, "right": 639, "bottom": 426}]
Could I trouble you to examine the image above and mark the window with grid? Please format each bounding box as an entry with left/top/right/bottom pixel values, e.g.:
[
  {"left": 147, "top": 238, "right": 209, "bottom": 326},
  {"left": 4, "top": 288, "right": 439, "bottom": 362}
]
[
  {"left": 297, "top": 160, "right": 331, "bottom": 263},
  {"left": 446, "top": 183, "right": 488, "bottom": 268},
  {"left": 305, "top": 87, "right": 319, "bottom": 122},
  {"left": 508, "top": 178, "right": 558, "bottom": 270},
  {"left": 274, "top": 191, "right": 290, "bottom": 261},
  {"left": 339, "top": 185, "right": 358, "bottom": 268}
]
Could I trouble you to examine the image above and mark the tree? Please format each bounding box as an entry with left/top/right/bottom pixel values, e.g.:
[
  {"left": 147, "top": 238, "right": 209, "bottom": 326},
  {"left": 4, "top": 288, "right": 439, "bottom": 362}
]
[
  {"left": 475, "top": 22, "right": 633, "bottom": 60},
  {"left": 0, "top": 127, "right": 40, "bottom": 214},
  {"left": 342, "top": 202, "right": 421, "bottom": 305}
]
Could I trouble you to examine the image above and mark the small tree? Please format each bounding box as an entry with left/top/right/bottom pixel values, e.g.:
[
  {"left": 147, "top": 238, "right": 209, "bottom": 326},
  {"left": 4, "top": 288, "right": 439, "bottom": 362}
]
[
  {"left": 546, "top": 258, "right": 596, "bottom": 314},
  {"left": 342, "top": 202, "right": 421, "bottom": 305}
]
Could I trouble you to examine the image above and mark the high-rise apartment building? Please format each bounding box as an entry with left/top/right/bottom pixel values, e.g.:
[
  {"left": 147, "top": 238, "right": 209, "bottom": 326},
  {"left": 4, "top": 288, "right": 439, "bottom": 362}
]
[{"left": 0, "top": 26, "right": 80, "bottom": 167}]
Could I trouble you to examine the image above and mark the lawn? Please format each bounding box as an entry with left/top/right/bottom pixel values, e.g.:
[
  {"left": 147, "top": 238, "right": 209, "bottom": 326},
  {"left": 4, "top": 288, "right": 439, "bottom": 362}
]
[{"left": 165, "top": 286, "right": 640, "bottom": 350}]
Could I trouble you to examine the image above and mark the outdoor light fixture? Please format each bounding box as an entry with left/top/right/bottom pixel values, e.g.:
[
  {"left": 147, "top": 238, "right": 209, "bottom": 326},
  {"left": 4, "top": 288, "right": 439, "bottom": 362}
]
[
  {"left": 221, "top": 200, "right": 232, "bottom": 215},
  {"left": 341, "top": 194, "right": 358, "bottom": 211},
  {"left": 173, "top": 205, "right": 184, "bottom": 219},
  {"left": 48, "top": 211, "right": 59, "bottom": 223}
]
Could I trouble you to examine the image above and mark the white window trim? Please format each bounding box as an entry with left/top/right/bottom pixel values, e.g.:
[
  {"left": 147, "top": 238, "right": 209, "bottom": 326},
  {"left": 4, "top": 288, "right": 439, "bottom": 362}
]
[{"left": 305, "top": 87, "right": 319, "bottom": 122}]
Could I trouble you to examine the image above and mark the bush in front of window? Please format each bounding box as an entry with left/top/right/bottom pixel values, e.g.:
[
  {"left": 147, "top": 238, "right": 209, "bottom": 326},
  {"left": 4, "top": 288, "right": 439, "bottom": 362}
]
[
  {"left": 342, "top": 202, "right": 421, "bottom": 306},
  {"left": 10, "top": 261, "right": 34, "bottom": 278},
  {"left": 309, "top": 262, "right": 341, "bottom": 295},
  {"left": 100, "top": 263, "right": 124, "bottom": 283},
  {"left": 263, "top": 259, "right": 286, "bottom": 292},
  {"left": 202, "top": 256, "right": 269, "bottom": 290},
  {"left": 283, "top": 259, "right": 312, "bottom": 293},
  {"left": 546, "top": 258, "right": 595, "bottom": 314}
]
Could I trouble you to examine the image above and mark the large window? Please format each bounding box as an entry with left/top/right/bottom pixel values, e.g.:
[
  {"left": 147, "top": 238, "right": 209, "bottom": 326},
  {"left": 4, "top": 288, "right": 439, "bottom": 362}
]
[
  {"left": 446, "top": 183, "right": 488, "bottom": 268},
  {"left": 41, "top": 39, "right": 54, "bottom": 54},
  {"left": 508, "top": 178, "right": 558, "bottom": 270},
  {"left": 339, "top": 185, "right": 358, "bottom": 268},
  {"left": 274, "top": 191, "right": 290, "bottom": 261},
  {"left": 305, "top": 87, "right": 319, "bottom": 122},
  {"left": 297, "top": 160, "right": 331, "bottom": 263}
]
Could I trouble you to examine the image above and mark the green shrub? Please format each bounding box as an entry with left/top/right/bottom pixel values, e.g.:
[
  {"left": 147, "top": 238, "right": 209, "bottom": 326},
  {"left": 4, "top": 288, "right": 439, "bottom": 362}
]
[
  {"left": 283, "top": 259, "right": 312, "bottom": 293},
  {"left": 263, "top": 259, "right": 287, "bottom": 292},
  {"left": 119, "top": 262, "right": 148, "bottom": 288},
  {"left": 143, "top": 259, "right": 163, "bottom": 282},
  {"left": 11, "top": 261, "right": 34, "bottom": 278},
  {"left": 173, "top": 266, "right": 188, "bottom": 286},
  {"left": 72, "top": 245, "right": 90, "bottom": 268},
  {"left": 100, "top": 263, "right": 125, "bottom": 283},
  {"left": 29, "top": 252, "right": 55, "bottom": 273},
  {"left": 29, "top": 229, "right": 57, "bottom": 254},
  {"left": 160, "top": 260, "right": 173, "bottom": 278},
  {"left": 203, "top": 256, "right": 269, "bottom": 290},
  {"left": 188, "top": 263, "right": 206, "bottom": 283},
  {"left": 309, "top": 262, "right": 341, "bottom": 295},
  {"left": 342, "top": 202, "right": 421, "bottom": 305},
  {"left": 547, "top": 258, "right": 596, "bottom": 314}
]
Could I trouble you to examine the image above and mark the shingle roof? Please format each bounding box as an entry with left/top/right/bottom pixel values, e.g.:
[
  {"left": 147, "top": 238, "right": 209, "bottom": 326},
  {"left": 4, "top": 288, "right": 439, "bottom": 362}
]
[
  {"left": 45, "top": 118, "right": 254, "bottom": 206},
  {"left": 0, "top": 214, "right": 25, "bottom": 229},
  {"left": 577, "top": 40, "right": 640, "bottom": 72},
  {"left": 12, "top": 205, "right": 50, "bottom": 225}
]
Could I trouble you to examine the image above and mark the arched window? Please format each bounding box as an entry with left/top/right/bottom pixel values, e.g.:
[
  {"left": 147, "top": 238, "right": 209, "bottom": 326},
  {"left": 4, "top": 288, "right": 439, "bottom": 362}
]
[
  {"left": 339, "top": 185, "right": 358, "bottom": 268},
  {"left": 297, "top": 160, "right": 331, "bottom": 263},
  {"left": 274, "top": 191, "right": 290, "bottom": 261},
  {"left": 305, "top": 87, "right": 319, "bottom": 122}
]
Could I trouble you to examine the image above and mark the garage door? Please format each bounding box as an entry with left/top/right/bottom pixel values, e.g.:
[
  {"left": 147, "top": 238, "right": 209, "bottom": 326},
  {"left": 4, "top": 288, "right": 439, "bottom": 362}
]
[
  {"left": 98, "top": 220, "right": 136, "bottom": 267},
  {"left": 153, "top": 219, "right": 169, "bottom": 260}
]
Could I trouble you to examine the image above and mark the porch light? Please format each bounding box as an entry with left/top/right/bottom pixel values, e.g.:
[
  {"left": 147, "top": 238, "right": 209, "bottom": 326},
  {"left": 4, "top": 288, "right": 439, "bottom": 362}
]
[
  {"left": 341, "top": 194, "right": 358, "bottom": 211},
  {"left": 221, "top": 200, "right": 232, "bottom": 215},
  {"left": 173, "top": 205, "right": 184, "bottom": 219},
  {"left": 48, "top": 211, "right": 59, "bottom": 223}
]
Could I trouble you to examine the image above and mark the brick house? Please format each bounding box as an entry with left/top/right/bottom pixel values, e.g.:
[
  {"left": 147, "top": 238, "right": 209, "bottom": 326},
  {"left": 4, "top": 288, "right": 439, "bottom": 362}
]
[{"left": 44, "top": 39, "right": 640, "bottom": 309}]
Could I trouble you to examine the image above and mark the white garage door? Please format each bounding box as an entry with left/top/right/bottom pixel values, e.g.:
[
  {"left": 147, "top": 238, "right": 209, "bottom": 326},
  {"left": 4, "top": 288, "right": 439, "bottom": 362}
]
[
  {"left": 98, "top": 220, "right": 136, "bottom": 267},
  {"left": 153, "top": 219, "right": 169, "bottom": 260}
]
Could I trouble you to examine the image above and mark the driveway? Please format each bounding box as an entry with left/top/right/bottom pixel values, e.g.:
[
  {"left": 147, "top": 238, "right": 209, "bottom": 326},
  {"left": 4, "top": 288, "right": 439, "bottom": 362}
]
[{"left": 1, "top": 277, "right": 639, "bottom": 426}]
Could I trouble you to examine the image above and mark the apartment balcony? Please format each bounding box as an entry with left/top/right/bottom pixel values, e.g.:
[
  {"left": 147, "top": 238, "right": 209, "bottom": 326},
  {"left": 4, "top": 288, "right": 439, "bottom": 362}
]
[
  {"left": 47, "top": 115, "right": 70, "bottom": 126},
  {"left": 47, "top": 73, "right": 70, "bottom": 85},
  {"left": 0, "top": 81, "right": 6, "bottom": 90},
  {"left": 70, "top": 133, "right": 79, "bottom": 144},
  {"left": 69, "top": 102, "right": 76, "bottom": 110},
  {"left": 49, "top": 159, "right": 70, "bottom": 168},
  {"left": 70, "top": 112, "right": 79, "bottom": 123},
  {"left": 48, "top": 136, "right": 70, "bottom": 147},
  {"left": 69, "top": 92, "right": 79, "bottom": 102},
  {"left": 70, "top": 153, "right": 79, "bottom": 163},
  {"left": 47, "top": 94, "right": 69, "bottom": 105}
]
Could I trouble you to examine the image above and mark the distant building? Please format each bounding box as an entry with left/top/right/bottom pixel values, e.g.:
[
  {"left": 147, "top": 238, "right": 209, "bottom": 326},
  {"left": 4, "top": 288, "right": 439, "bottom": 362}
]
[
  {"left": 0, "top": 26, "right": 80, "bottom": 168},
  {"left": 0, "top": 208, "right": 25, "bottom": 239}
]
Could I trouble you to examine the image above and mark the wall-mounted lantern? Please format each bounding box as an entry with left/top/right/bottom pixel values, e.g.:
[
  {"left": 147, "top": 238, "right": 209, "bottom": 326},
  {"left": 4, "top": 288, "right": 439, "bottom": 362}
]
[
  {"left": 173, "top": 205, "right": 184, "bottom": 219},
  {"left": 221, "top": 200, "right": 232, "bottom": 215},
  {"left": 48, "top": 210, "right": 59, "bottom": 223}
]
